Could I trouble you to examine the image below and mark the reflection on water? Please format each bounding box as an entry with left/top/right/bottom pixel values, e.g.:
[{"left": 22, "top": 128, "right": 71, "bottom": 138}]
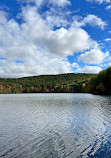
[
  {"left": 69, "top": 95, "right": 111, "bottom": 157},
  {"left": 0, "top": 93, "right": 111, "bottom": 158}
]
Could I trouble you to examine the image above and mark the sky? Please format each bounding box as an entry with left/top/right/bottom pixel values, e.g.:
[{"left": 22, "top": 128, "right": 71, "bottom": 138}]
[{"left": 0, "top": 0, "right": 111, "bottom": 78}]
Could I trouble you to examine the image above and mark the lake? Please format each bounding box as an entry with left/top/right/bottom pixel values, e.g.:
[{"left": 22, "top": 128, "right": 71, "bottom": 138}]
[{"left": 0, "top": 93, "right": 111, "bottom": 158}]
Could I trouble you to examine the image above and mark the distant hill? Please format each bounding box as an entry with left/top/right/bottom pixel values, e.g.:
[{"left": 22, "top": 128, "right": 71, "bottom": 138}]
[
  {"left": 1, "top": 67, "right": 111, "bottom": 95},
  {"left": 86, "top": 67, "right": 111, "bottom": 95},
  {"left": 0, "top": 73, "right": 95, "bottom": 93}
]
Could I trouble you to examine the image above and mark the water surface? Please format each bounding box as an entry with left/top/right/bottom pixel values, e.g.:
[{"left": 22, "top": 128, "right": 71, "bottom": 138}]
[{"left": 0, "top": 93, "right": 111, "bottom": 158}]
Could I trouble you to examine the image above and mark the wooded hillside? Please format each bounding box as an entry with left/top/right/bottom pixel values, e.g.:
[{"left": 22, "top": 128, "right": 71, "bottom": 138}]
[{"left": 0, "top": 73, "right": 94, "bottom": 93}]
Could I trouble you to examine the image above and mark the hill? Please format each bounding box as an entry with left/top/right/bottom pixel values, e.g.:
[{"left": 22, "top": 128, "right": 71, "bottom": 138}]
[{"left": 0, "top": 73, "right": 95, "bottom": 93}]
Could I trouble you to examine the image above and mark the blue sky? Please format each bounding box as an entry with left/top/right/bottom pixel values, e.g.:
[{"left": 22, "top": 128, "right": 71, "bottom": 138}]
[{"left": 0, "top": 0, "right": 111, "bottom": 77}]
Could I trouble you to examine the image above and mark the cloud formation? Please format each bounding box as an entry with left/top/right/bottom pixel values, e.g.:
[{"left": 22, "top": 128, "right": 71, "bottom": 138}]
[
  {"left": 0, "top": 0, "right": 108, "bottom": 77},
  {"left": 73, "top": 14, "right": 107, "bottom": 30},
  {"left": 86, "top": 0, "right": 110, "bottom": 4},
  {"left": 18, "top": 0, "right": 71, "bottom": 7},
  {"left": 72, "top": 62, "right": 102, "bottom": 74},
  {"left": 106, "top": 5, "right": 111, "bottom": 9},
  {"left": 78, "top": 49, "right": 109, "bottom": 64},
  {"left": 78, "top": 66, "right": 102, "bottom": 74}
]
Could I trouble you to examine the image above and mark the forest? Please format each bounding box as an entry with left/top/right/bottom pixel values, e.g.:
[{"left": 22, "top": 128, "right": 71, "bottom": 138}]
[
  {"left": 86, "top": 67, "right": 111, "bottom": 95},
  {"left": 0, "top": 73, "right": 94, "bottom": 93},
  {"left": 0, "top": 66, "right": 110, "bottom": 94}
]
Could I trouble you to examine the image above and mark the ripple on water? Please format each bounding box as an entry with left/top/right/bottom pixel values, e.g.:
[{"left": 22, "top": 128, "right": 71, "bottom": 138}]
[
  {"left": 0, "top": 130, "right": 76, "bottom": 158},
  {"left": 0, "top": 94, "right": 111, "bottom": 158}
]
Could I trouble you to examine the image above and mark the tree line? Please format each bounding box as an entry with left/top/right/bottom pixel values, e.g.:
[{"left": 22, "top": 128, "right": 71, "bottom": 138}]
[
  {"left": 0, "top": 73, "right": 94, "bottom": 93},
  {"left": 0, "top": 67, "right": 110, "bottom": 95}
]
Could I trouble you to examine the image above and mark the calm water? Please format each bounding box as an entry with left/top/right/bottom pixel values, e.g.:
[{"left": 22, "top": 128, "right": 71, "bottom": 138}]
[{"left": 0, "top": 94, "right": 111, "bottom": 158}]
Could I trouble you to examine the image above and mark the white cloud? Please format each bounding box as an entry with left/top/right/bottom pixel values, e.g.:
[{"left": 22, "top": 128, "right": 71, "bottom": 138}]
[
  {"left": 77, "top": 66, "right": 102, "bottom": 74},
  {"left": 83, "top": 15, "right": 107, "bottom": 30},
  {"left": 108, "top": 63, "right": 111, "bottom": 66},
  {"left": 43, "top": 7, "right": 70, "bottom": 29},
  {"left": 106, "top": 5, "right": 111, "bottom": 9},
  {"left": 73, "top": 15, "right": 107, "bottom": 30},
  {"left": 72, "top": 62, "right": 102, "bottom": 74},
  {"left": 72, "top": 62, "right": 79, "bottom": 68},
  {"left": 41, "top": 27, "right": 97, "bottom": 56},
  {"left": 18, "top": 0, "right": 44, "bottom": 8},
  {"left": 20, "top": 7, "right": 96, "bottom": 55},
  {"left": 49, "top": 0, "right": 71, "bottom": 7},
  {"left": 86, "top": 0, "right": 110, "bottom": 4},
  {"left": 104, "top": 38, "right": 111, "bottom": 41},
  {"left": 18, "top": 0, "right": 71, "bottom": 7},
  {"left": 78, "top": 49, "right": 109, "bottom": 64},
  {"left": 0, "top": 10, "right": 8, "bottom": 24},
  {"left": 0, "top": 1, "right": 106, "bottom": 77},
  {"left": 0, "top": 6, "right": 75, "bottom": 77}
]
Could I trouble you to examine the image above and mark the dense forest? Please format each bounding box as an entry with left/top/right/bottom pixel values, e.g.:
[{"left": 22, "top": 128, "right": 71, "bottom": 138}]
[
  {"left": 86, "top": 67, "right": 111, "bottom": 95},
  {"left": 0, "top": 73, "right": 94, "bottom": 93},
  {"left": 0, "top": 67, "right": 110, "bottom": 94}
]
